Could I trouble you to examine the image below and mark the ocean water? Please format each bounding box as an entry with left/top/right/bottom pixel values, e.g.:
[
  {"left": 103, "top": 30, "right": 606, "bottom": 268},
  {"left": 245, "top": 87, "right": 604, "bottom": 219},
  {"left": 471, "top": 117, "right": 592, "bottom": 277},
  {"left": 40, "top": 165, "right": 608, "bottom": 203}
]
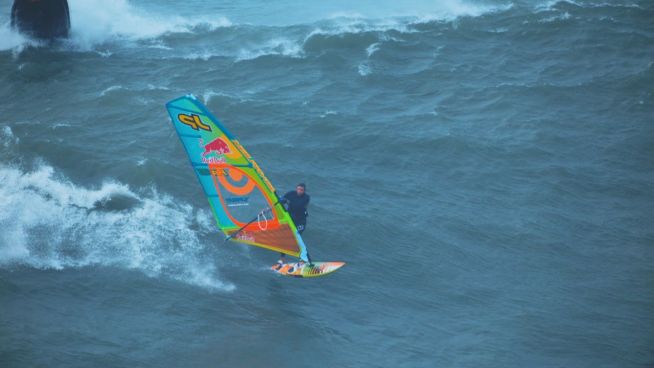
[{"left": 1, "top": 0, "right": 653, "bottom": 366}]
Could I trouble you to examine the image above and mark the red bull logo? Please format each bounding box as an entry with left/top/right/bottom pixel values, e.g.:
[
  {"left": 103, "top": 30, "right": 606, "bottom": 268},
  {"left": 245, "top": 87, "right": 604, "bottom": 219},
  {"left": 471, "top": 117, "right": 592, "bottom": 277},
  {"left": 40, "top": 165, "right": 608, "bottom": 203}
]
[{"left": 201, "top": 137, "right": 231, "bottom": 163}]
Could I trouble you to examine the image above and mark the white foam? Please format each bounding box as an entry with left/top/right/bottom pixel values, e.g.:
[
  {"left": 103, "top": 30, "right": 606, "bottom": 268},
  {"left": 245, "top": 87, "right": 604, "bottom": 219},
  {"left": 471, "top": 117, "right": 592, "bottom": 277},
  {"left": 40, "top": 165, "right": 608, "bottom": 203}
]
[
  {"left": 99, "top": 85, "right": 124, "bottom": 97},
  {"left": 1, "top": 0, "right": 508, "bottom": 56},
  {"left": 0, "top": 21, "right": 40, "bottom": 52},
  {"left": 1, "top": 125, "right": 17, "bottom": 144},
  {"left": 95, "top": 50, "right": 113, "bottom": 57},
  {"left": 305, "top": 18, "right": 413, "bottom": 40},
  {"left": 0, "top": 164, "right": 234, "bottom": 292},
  {"left": 539, "top": 11, "right": 572, "bottom": 23},
  {"left": 536, "top": 0, "right": 574, "bottom": 11},
  {"left": 147, "top": 43, "right": 173, "bottom": 51},
  {"left": 358, "top": 62, "right": 372, "bottom": 76},
  {"left": 52, "top": 123, "right": 72, "bottom": 129},
  {"left": 66, "top": 0, "right": 231, "bottom": 49},
  {"left": 236, "top": 38, "right": 305, "bottom": 61},
  {"left": 98, "top": 84, "right": 169, "bottom": 97},
  {"left": 300, "top": 4, "right": 507, "bottom": 49},
  {"left": 202, "top": 90, "right": 233, "bottom": 104},
  {"left": 412, "top": 2, "right": 513, "bottom": 24},
  {"left": 253, "top": 2, "right": 512, "bottom": 59},
  {"left": 366, "top": 42, "right": 381, "bottom": 57},
  {"left": 163, "top": 37, "right": 306, "bottom": 62},
  {"left": 323, "top": 0, "right": 505, "bottom": 26},
  {"left": 535, "top": 0, "right": 641, "bottom": 12},
  {"left": 179, "top": 51, "right": 216, "bottom": 61},
  {"left": 146, "top": 84, "right": 170, "bottom": 91}
]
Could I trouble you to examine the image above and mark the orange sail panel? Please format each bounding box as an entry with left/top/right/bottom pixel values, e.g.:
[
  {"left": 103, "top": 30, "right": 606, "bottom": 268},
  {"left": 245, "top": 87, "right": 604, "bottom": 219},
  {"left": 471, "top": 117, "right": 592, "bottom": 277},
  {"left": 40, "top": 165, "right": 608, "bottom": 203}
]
[{"left": 165, "top": 95, "right": 308, "bottom": 261}]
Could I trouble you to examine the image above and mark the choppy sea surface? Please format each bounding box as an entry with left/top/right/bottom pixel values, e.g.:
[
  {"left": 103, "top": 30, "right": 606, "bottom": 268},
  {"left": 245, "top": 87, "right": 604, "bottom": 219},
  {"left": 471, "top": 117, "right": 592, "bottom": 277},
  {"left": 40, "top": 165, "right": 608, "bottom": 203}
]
[{"left": 1, "top": 0, "right": 653, "bottom": 367}]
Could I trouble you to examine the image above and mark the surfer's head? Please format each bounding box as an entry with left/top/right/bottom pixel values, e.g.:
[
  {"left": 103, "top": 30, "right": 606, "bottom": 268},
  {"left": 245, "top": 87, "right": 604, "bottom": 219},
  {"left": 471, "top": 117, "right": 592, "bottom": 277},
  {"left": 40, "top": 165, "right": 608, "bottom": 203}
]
[{"left": 296, "top": 183, "right": 306, "bottom": 196}]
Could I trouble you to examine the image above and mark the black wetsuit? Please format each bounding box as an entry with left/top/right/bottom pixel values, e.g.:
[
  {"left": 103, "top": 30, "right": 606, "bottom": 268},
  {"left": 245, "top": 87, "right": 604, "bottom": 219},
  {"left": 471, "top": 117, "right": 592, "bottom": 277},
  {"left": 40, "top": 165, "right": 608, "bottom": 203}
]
[{"left": 282, "top": 190, "right": 310, "bottom": 233}]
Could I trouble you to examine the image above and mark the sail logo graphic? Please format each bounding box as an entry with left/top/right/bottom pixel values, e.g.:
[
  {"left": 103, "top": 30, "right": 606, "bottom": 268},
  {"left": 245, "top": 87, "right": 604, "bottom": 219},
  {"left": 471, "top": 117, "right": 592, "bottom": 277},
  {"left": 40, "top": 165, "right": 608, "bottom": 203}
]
[
  {"left": 178, "top": 113, "right": 211, "bottom": 131},
  {"left": 226, "top": 196, "right": 249, "bottom": 207},
  {"left": 236, "top": 231, "right": 255, "bottom": 242},
  {"left": 201, "top": 137, "right": 231, "bottom": 163}
]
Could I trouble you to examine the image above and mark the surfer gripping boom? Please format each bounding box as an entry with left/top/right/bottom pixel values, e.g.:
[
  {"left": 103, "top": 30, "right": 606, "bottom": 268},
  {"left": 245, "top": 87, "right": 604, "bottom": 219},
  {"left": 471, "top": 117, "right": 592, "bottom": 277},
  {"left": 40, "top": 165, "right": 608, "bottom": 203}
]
[
  {"left": 278, "top": 183, "right": 310, "bottom": 263},
  {"left": 165, "top": 95, "right": 344, "bottom": 278},
  {"left": 281, "top": 183, "right": 310, "bottom": 234}
]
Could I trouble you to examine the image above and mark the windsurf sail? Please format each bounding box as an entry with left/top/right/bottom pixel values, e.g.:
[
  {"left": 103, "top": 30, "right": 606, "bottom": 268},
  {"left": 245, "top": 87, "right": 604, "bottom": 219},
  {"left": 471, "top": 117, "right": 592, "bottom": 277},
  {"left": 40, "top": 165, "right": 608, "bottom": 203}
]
[{"left": 165, "top": 95, "right": 309, "bottom": 262}]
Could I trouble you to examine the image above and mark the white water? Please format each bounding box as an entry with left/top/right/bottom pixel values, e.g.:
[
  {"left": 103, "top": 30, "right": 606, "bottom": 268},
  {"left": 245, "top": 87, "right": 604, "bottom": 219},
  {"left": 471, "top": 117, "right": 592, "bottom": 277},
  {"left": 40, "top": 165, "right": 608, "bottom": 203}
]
[
  {"left": 0, "top": 0, "right": 509, "bottom": 52},
  {"left": 0, "top": 160, "right": 234, "bottom": 291}
]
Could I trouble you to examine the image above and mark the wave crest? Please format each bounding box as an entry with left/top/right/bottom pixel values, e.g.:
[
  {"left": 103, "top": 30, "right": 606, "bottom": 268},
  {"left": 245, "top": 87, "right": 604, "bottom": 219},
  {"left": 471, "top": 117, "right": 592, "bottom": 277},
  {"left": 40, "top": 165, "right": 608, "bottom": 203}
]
[
  {"left": 67, "top": 0, "right": 231, "bottom": 49},
  {"left": 0, "top": 164, "right": 234, "bottom": 291}
]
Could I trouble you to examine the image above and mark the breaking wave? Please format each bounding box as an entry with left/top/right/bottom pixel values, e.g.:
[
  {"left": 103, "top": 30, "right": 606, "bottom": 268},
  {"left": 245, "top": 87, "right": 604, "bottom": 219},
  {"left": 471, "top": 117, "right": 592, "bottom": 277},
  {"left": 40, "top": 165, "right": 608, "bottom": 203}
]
[
  {"left": 66, "top": 0, "right": 232, "bottom": 49},
  {"left": 0, "top": 21, "right": 40, "bottom": 52},
  {"left": 0, "top": 0, "right": 511, "bottom": 55},
  {"left": 0, "top": 0, "right": 232, "bottom": 51},
  {"left": 0, "top": 161, "right": 234, "bottom": 292}
]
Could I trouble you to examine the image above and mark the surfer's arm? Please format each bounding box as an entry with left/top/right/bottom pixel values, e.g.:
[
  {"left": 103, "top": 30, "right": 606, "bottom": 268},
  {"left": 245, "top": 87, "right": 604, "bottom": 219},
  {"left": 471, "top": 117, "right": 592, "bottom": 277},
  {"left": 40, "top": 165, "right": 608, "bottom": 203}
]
[{"left": 279, "top": 191, "right": 293, "bottom": 207}]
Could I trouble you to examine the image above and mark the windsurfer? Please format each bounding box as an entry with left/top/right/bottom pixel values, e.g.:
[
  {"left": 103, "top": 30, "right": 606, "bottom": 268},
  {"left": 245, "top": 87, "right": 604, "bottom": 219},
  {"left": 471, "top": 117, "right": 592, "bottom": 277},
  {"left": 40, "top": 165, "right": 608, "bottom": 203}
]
[{"left": 278, "top": 183, "right": 310, "bottom": 263}]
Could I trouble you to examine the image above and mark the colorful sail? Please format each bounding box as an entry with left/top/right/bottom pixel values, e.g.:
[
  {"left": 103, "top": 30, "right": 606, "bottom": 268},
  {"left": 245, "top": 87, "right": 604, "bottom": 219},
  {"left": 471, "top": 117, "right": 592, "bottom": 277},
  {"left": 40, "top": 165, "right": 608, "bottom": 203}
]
[{"left": 165, "top": 95, "right": 309, "bottom": 261}]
